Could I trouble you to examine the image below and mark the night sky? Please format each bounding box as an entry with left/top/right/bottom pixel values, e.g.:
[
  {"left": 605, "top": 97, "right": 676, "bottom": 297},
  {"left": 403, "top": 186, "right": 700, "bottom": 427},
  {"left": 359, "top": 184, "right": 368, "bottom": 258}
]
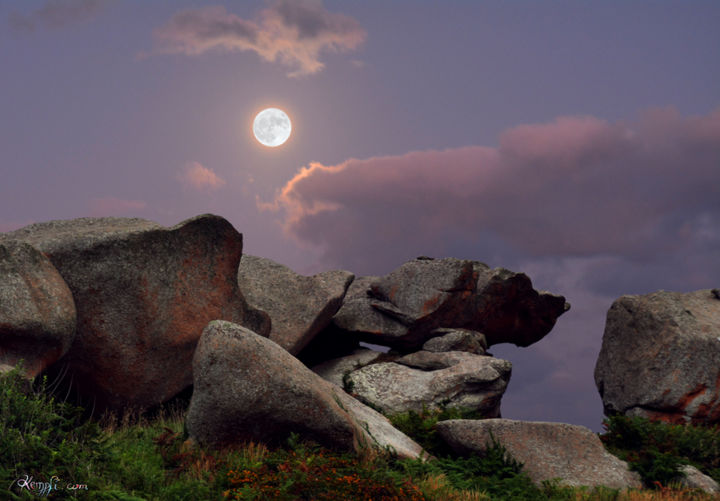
[{"left": 2, "top": 0, "right": 719, "bottom": 432}]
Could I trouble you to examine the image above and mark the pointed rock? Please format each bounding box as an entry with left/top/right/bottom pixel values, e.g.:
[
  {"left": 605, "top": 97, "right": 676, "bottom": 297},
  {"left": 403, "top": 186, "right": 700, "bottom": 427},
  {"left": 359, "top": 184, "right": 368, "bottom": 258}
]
[
  {"left": 238, "top": 255, "right": 354, "bottom": 355},
  {"left": 186, "top": 320, "right": 426, "bottom": 459}
]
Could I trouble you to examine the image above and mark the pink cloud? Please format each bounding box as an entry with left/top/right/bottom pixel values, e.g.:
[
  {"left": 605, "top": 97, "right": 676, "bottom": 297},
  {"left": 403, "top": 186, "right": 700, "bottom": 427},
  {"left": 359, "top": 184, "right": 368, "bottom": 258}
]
[
  {"left": 150, "top": 1, "right": 366, "bottom": 77},
  {"left": 265, "top": 107, "right": 720, "bottom": 272},
  {"left": 178, "top": 161, "right": 226, "bottom": 190},
  {"left": 8, "top": 0, "right": 109, "bottom": 32},
  {"left": 89, "top": 197, "right": 147, "bottom": 216}
]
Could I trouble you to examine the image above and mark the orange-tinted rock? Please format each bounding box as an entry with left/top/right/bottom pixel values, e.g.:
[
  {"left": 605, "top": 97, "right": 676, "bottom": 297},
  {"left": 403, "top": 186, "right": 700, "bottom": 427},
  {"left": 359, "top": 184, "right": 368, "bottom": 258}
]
[
  {"left": 331, "top": 257, "right": 568, "bottom": 351},
  {"left": 1, "top": 214, "right": 269, "bottom": 409},
  {"left": 0, "top": 241, "right": 76, "bottom": 377},
  {"left": 595, "top": 289, "right": 720, "bottom": 424}
]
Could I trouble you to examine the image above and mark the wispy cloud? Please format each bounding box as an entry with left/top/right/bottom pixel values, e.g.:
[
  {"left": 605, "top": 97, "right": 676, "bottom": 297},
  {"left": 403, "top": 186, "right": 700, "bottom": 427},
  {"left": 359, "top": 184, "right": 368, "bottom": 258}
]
[
  {"left": 150, "top": 0, "right": 366, "bottom": 77},
  {"left": 178, "top": 161, "right": 226, "bottom": 191},
  {"left": 265, "top": 107, "right": 720, "bottom": 273},
  {"left": 8, "top": 0, "right": 109, "bottom": 32},
  {"left": 89, "top": 197, "right": 146, "bottom": 216}
]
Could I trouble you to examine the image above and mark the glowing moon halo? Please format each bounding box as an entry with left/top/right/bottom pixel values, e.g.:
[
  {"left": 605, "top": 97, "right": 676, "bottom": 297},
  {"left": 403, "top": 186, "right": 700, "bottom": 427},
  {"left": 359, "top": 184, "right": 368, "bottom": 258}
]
[{"left": 253, "top": 108, "right": 292, "bottom": 147}]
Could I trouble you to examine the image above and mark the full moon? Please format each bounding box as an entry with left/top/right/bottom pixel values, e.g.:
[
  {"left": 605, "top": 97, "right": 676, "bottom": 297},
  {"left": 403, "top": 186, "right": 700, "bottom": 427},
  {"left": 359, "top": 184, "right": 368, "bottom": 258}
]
[{"left": 253, "top": 108, "right": 292, "bottom": 147}]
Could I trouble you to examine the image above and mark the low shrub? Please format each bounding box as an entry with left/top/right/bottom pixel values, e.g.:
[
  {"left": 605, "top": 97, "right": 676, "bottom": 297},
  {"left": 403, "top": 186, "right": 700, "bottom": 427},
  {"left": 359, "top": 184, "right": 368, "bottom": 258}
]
[{"left": 601, "top": 415, "right": 720, "bottom": 487}]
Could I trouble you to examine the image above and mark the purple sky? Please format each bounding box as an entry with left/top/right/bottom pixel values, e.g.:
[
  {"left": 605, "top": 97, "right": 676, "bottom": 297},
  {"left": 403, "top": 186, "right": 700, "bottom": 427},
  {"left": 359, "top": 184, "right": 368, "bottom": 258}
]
[{"left": 2, "top": 1, "right": 719, "bottom": 431}]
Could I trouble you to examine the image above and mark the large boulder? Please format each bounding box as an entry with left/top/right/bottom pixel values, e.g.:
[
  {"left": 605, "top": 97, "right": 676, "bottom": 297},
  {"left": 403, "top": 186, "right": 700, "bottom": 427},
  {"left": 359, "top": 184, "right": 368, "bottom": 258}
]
[
  {"left": 436, "top": 419, "right": 642, "bottom": 489},
  {"left": 595, "top": 289, "right": 720, "bottom": 424},
  {"left": 0, "top": 214, "right": 269, "bottom": 410},
  {"left": 331, "top": 257, "right": 568, "bottom": 351},
  {"left": 345, "top": 351, "right": 511, "bottom": 416},
  {"left": 238, "top": 255, "right": 354, "bottom": 355},
  {"left": 0, "top": 241, "right": 76, "bottom": 377},
  {"left": 186, "top": 320, "right": 426, "bottom": 459}
]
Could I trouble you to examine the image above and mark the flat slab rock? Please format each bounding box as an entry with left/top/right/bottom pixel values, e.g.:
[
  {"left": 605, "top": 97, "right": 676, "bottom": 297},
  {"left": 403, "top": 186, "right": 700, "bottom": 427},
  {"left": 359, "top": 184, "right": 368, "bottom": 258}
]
[
  {"left": 331, "top": 257, "right": 569, "bottom": 351},
  {"left": 0, "top": 241, "right": 76, "bottom": 377},
  {"left": 436, "top": 419, "right": 642, "bottom": 490},
  {"left": 238, "top": 255, "right": 354, "bottom": 355},
  {"left": 346, "top": 351, "right": 511, "bottom": 416},
  {"left": 1, "top": 214, "right": 269, "bottom": 410},
  {"left": 186, "top": 320, "right": 426, "bottom": 460},
  {"left": 595, "top": 289, "right": 720, "bottom": 424}
]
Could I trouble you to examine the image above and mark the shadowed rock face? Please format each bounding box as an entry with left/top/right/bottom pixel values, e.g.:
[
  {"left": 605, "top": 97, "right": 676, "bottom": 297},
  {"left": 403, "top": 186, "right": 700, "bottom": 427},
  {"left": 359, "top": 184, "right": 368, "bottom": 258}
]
[
  {"left": 186, "top": 320, "right": 426, "bottom": 459},
  {"left": 0, "top": 214, "right": 269, "bottom": 410},
  {"left": 595, "top": 289, "right": 720, "bottom": 424},
  {"left": 331, "top": 257, "right": 569, "bottom": 351},
  {"left": 0, "top": 241, "right": 76, "bottom": 377},
  {"left": 436, "top": 419, "right": 642, "bottom": 490},
  {"left": 237, "top": 255, "right": 354, "bottom": 355}
]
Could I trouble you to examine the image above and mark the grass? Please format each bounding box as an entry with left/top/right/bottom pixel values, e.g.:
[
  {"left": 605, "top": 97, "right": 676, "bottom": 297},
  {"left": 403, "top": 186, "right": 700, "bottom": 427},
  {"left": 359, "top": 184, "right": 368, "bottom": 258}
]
[{"left": 2, "top": 365, "right": 719, "bottom": 500}]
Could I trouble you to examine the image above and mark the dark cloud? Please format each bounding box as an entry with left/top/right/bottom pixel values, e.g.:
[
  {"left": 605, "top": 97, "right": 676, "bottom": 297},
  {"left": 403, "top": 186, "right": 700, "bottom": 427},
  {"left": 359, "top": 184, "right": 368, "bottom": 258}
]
[
  {"left": 151, "top": 1, "right": 366, "bottom": 77},
  {"left": 8, "top": 0, "right": 108, "bottom": 32}
]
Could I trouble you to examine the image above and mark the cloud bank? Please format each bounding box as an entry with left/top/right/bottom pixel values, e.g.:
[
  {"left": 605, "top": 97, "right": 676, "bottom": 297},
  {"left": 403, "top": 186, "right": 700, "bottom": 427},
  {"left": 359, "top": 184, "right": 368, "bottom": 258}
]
[
  {"left": 263, "top": 107, "right": 720, "bottom": 429},
  {"left": 268, "top": 107, "right": 720, "bottom": 274},
  {"left": 8, "top": 0, "right": 108, "bottom": 32},
  {"left": 178, "top": 161, "right": 226, "bottom": 191},
  {"left": 151, "top": 0, "right": 366, "bottom": 77}
]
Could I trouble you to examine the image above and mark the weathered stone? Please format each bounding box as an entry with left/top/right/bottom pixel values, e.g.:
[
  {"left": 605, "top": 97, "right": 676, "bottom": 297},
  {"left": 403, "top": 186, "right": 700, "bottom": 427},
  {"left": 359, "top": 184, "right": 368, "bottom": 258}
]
[
  {"left": 436, "top": 419, "right": 642, "bottom": 489},
  {"left": 238, "top": 255, "right": 353, "bottom": 355},
  {"left": 595, "top": 290, "right": 720, "bottom": 424},
  {"left": 0, "top": 241, "right": 76, "bottom": 377},
  {"left": 471, "top": 263, "right": 570, "bottom": 347},
  {"left": 331, "top": 257, "right": 568, "bottom": 351},
  {"left": 311, "top": 348, "right": 383, "bottom": 388},
  {"left": 423, "top": 328, "right": 486, "bottom": 354},
  {"left": 346, "top": 352, "right": 511, "bottom": 416},
  {"left": 186, "top": 320, "right": 426, "bottom": 459},
  {"left": 679, "top": 465, "right": 719, "bottom": 494},
  {"left": 1, "top": 214, "right": 269, "bottom": 410}
]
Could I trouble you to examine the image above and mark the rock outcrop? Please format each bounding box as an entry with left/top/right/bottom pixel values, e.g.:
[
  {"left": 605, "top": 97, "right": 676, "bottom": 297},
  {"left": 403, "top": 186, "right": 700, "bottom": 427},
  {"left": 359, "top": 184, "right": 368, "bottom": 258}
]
[
  {"left": 237, "top": 255, "right": 354, "bottom": 355},
  {"left": 331, "top": 257, "right": 568, "bottom": 351},
  {"left": 345, "top": 351, "right": 511, "bottom": 416},
  {"left": 422, "top": 328, "right": 487, "bottom": 354},
  {"left": 595, "top": 289, "right": 720, "bottom": 424},
  {"left": 678, "top": 465, "right": 720, "bottom": 494},
  {"left": 436, "top": 419, "right": 642, "bottom": 489},
  {"left": 311, "top": 348, "right": 384, "bottom": 388},
  {"left": 0, "top": 241, "right": 76, "bottom": 377},
  {"left": 186, "top": 320, "right": 426, "bottom": 459},
  {"left": 1, "top": 214, "right": 269, "bottom": 410}
]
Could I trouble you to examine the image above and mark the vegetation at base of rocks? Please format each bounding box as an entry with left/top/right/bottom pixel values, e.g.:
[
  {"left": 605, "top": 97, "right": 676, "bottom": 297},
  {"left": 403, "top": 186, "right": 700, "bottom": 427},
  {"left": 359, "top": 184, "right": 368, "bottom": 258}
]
[
  {"left": 601, "top": 415, "right": 720, "bottom": 488},
  {"left": 388, "top": 405, "right": 486, "bottom": 455},
  {"left": 3, "top": 367, "right": 719, "bottom": 500}
]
